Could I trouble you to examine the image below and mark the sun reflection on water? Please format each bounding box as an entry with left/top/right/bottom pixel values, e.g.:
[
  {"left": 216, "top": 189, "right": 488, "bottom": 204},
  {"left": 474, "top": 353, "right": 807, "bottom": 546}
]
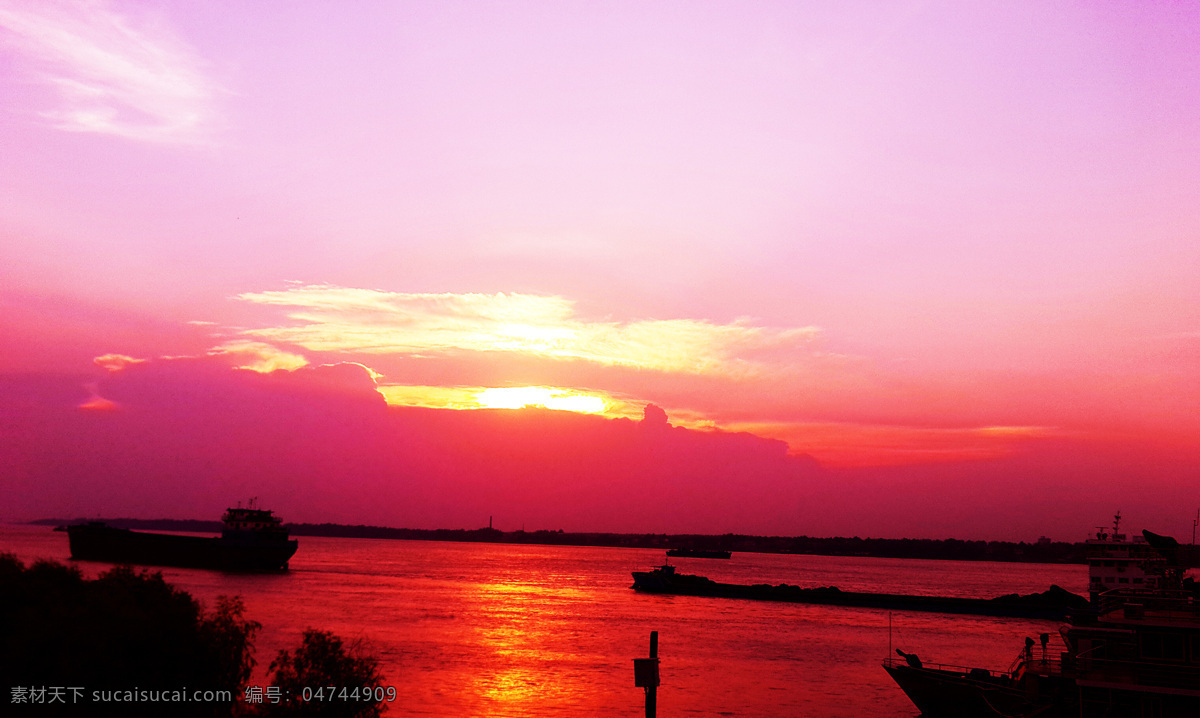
[{"left": 458, "top": 581, "right": 596, "bottom": 710}]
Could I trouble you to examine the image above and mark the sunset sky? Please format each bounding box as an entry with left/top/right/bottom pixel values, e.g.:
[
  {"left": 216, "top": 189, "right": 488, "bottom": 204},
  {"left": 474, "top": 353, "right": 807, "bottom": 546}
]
[{"left": 2, "top": 1, "right": 1198, "bottom": 540}]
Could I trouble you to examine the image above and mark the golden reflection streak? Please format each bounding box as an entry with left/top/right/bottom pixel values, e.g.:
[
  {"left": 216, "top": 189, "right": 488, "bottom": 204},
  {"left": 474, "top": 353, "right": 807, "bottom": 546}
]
[{"left": 459, "top": 582, "right": 587, "bottom": 707}]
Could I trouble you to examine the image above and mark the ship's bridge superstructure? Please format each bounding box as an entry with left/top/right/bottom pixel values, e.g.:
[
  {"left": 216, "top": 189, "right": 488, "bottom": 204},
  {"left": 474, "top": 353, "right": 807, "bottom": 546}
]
[
  {"left": 1085, "top": 512, "right": 1160, "bottom": 603},
  {"left": 221, "top": 498, "right": 291, "bottom": 542}
]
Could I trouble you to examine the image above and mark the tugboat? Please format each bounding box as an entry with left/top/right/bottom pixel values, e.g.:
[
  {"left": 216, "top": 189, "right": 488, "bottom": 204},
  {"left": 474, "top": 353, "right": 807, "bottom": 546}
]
[
  {"left": 61, "top": 499, "right": 298, "bottom": 571},
  {"left": 884, "top": 518, "right": 1200, "bottom": 717}
]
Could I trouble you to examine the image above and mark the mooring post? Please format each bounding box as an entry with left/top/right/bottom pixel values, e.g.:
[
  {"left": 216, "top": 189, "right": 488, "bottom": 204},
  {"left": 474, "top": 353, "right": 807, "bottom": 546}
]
[
  {"left": 647, "top": 631, "right": 658, "bottom": 718},
  {"left": 633, "top": 630, "right": 660, "bottom": 718}
]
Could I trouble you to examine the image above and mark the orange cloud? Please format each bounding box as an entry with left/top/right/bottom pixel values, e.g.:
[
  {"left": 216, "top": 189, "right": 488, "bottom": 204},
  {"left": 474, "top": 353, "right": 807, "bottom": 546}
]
[
  {"left": 237, "top": 285, "right": 819, "bottom": 376},
  {"left": 93, "top": 353, "right": 146, "bottom": 372},
  {"left": 725, "top": 420, "right": 1058, "bottom": 467},
  {"left": 207, "top": 340, "right": 308, "bottom": 373},
  {"left": 78, "top": 383, "right": 118, "bottom": 411}
]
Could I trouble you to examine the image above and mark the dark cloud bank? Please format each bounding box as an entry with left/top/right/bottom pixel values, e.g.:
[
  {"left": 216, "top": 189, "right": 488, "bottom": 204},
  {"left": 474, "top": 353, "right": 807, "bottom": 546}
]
[
  {"left": 2, "top": 360, "right": 819, "bottom": 534},
  {"left": 2, "top": 360, "right": 1195, "bottom": 540}
]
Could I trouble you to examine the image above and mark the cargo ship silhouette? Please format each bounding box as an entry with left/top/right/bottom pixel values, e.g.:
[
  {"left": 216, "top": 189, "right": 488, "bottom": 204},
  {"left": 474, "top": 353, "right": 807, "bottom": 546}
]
[{"left": 59, "top": 500, "right": 298, "bottom": 571}]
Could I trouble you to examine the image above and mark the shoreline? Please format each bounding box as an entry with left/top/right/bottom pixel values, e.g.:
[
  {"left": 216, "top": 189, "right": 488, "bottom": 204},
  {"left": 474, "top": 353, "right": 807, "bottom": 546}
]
[{"left": 29, "top": 518, "right": 1087, "bottom": 564}]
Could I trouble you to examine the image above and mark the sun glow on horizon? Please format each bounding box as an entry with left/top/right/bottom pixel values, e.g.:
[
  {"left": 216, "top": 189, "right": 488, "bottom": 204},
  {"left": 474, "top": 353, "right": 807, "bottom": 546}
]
[
  {"left": 377, "top": 384, "right": 618, "bottom": 415},
  {"left": 474, "top": 386, "right": 607, "bottom": 413}
]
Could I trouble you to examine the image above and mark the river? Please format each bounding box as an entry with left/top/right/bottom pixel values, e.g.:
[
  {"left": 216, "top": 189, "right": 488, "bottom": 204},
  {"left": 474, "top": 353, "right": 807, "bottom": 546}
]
[{"left": 2, "top": 523, "right": 1086, "bottom": 716}]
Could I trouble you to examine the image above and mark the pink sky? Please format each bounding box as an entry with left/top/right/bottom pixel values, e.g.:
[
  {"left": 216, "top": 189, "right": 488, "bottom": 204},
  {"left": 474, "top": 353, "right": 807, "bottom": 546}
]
[{"left": 2, "top": 1, "right": 1198, "bottom": 540}]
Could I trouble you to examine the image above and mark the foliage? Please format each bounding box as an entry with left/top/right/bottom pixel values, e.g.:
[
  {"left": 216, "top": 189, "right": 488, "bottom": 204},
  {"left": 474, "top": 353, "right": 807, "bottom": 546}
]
[
  {"left": 1, "top": 553, "right": 388, "bottom": 716},
  {"left": 261, "top": 630, "right": 385, "bottom": 717},
  {"left": 202, "top": 596, "right": 261, "bottom": 696},
  {"left": 0, "top": 553, "right": 259, "bottom": 717}
]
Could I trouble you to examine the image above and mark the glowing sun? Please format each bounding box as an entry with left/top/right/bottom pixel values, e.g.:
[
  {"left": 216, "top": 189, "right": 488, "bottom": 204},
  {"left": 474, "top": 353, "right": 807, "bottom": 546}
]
[{"left": 473, "top": 386, "right": 607, "bottom": 413}]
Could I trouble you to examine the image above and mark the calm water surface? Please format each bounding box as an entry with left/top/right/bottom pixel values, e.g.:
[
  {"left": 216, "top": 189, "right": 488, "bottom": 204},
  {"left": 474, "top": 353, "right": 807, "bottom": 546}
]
[{"left": 2, "top": 524, "right": 1086, "bottom": 717}]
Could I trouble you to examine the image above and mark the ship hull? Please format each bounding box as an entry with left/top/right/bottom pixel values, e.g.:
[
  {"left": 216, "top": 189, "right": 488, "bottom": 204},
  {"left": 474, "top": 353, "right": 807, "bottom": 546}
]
[
  {"left": 66, "top": 524, "right": 297, "bottom": 571},
  {"left": 631, "top": 569, "right": 1086, "bottom": 620},
  {"left": 883, "top": 663, "right": 1070, "bottom": 718}
]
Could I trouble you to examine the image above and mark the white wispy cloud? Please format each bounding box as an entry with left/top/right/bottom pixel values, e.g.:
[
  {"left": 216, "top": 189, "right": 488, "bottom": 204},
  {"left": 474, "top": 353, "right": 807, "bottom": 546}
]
[
  {"left": 237, "top": 285, "right": 820, "bottom": 376},
  {"left": 0, "top": 0, "right": 218, "bottom": 143}
]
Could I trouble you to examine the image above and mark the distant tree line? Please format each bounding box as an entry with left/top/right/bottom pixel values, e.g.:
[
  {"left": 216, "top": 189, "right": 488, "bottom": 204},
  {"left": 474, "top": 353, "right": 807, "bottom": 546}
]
[
  {"left": 34, "top": 518, "right": 1088, "bottom": 563},
  {"left": 286, "top": 526, "right": 1087, "bottom": 563},
  {"left": 1, "top": 554, "right": 384, "bottom": 717}
]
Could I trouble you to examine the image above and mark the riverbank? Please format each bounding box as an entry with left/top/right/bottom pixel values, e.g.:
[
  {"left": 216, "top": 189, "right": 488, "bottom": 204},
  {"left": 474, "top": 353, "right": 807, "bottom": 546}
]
[{"left": 31, "top": 518, "right": 1086, "bottom": 563}]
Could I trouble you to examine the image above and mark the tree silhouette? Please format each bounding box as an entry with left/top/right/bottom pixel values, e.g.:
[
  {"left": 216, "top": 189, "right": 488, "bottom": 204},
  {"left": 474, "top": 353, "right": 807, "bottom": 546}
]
[
  {"left": 1, "top": 554, "right": 259, "bottom": 717},
  {"left": 1, "top": 554, "right": 388, "bottom": 717},
  {"left": 261, "top": 630, "right": 386, "bottom": 717}
]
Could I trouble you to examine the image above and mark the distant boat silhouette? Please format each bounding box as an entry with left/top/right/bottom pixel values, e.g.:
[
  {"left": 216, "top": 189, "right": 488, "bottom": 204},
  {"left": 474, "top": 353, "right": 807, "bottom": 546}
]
[
  {"left": 60, "top": 501, "right": 298, "bottom": 571},
  {"left": 665, "top": 548, "right": 732, "bottom": 559},
  {"left": 631, "top": 563, "right": 1085, "bottom": 619}
]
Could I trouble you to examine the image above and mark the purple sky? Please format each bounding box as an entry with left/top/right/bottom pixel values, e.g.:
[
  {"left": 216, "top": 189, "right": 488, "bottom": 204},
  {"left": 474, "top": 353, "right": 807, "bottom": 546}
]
[{"left": 2, "top": 1, "right": 1198, "bottom": 540}]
